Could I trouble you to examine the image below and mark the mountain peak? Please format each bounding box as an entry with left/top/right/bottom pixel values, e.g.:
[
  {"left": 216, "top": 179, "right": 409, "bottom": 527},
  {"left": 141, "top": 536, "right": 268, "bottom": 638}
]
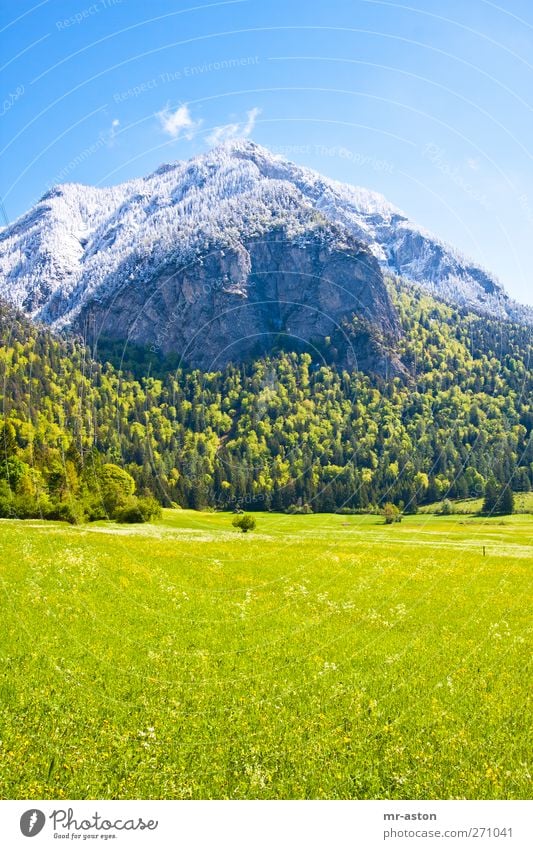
[{"left": 0, "top": 142, "right": 530, "bottom": 335}]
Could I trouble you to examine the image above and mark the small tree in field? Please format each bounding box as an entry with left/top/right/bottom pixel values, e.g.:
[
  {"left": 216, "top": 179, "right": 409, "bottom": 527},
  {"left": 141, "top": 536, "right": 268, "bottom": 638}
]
[
  {"left": 382, "top": 502, "right": 401, "bottom": 524},
  {"left": 482, "top": 477, "right": 499, "bottom": 514},
  {"left": 440, "top": 498, "right": 454, "bottom": 515},
  {"left": 482, "top": 478, "right": 514, "bottom": 515},
  {"left": 498, "top": 486, "right": 514, "bottom": 515},
  {"left": 232, "top": 513, "right": 256, "bottom": 533}
]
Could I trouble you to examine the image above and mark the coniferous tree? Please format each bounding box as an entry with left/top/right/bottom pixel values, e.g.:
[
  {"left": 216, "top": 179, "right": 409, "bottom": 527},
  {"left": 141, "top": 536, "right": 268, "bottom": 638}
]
[
  {"left": 498, "top": 485, "right": 514, "bottom": 515},
  {"left": 482, "top": 478, "right": 500, "bottom": 514}
]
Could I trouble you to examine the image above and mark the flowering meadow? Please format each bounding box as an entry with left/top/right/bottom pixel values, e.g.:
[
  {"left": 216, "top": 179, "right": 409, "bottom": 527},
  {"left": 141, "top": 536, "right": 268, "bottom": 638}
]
[{"left": 0, "top": 510, "right": 530, "bottom": 799}]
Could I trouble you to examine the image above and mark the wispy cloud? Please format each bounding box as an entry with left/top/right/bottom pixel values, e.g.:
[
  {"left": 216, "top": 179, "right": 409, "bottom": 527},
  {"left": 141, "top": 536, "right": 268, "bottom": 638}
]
[
  {"left": 156, "top": 104, "right": 202, "bottom": 139},
  {"left": 242, "top": 106, "right": 261, "bottom": 135},
  {"left": 207, "top": 107, "right": 261, "bottom": 146},
  {"left": 466, "top": 157, "right": 480, "bottom": 171},
  {"left": 101, "top": 118, "right": 120, "bottom": 148}
]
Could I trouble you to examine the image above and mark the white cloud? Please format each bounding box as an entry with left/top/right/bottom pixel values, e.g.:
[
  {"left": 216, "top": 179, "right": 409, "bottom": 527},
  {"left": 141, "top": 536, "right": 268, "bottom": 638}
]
[
  {"left": 206, "top": 107, "right": 261, "bottom": 146},
  {"left": 466, "top": 157, "right": 480, "bottom": 171},
  {"left": 100, "top": 118, "right": 120, "bottom": 148},
  {"left": 242, "top": 106, "right": 261, "bottom": 135},
  {"left": 157, "top": 104, "right": 202, "bottom": 139},
  {"left": 207, "top": 121, "right": 240, "bottom": 147}
]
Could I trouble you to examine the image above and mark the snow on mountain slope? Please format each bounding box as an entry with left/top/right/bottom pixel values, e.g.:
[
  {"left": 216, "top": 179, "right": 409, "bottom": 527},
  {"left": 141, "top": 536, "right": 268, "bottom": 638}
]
[{"left": 0, "top": 140, "right": 530, "bottom": 327}]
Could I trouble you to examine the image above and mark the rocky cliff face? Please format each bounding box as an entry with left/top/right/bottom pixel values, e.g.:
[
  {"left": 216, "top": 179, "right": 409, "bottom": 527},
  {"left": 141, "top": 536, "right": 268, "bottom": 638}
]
[{"left": 79, "top": 222, "right": 399, "bottom": 373}]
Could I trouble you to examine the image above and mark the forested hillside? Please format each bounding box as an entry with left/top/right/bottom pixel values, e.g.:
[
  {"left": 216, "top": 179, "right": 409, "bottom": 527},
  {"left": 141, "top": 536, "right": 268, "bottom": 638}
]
[{"left": 0, "top": 281, "right": 531, "bottom": 521}]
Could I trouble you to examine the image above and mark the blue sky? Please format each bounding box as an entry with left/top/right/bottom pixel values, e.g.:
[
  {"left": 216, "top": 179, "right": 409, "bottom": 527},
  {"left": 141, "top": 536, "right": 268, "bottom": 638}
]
[{"left": 1, "top": 0, "right": 532, "bottom": 304}]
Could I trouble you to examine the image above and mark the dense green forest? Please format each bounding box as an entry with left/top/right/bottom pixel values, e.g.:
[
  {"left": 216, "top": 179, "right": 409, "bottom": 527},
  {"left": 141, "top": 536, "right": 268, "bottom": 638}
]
[{"left": 0, "top": 281, "right": 531, "bottom": 521}]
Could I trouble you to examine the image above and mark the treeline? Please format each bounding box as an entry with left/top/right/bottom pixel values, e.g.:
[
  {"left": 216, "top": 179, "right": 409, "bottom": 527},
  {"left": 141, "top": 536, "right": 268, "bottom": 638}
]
[
  {"left": 0, "top": 282, "right": 531, "bottom": 521},
  {"left": 0, "top": 422, "right": 161, "bottom": 523}
]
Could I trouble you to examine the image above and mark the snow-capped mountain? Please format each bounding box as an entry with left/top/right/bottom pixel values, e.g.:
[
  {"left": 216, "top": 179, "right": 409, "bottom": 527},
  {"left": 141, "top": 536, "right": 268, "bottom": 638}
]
[{"left": 0, "top": 141, "right": 530, "bottom": 355}]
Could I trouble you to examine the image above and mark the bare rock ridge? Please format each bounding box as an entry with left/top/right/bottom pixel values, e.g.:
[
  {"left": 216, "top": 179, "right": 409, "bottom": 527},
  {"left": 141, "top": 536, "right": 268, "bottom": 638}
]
[
  {"left": 80, "top": 223, "right": 399, "bottom": 372},
  {"left": 0, "top": 140, "right": 530, "bottom": 372}
]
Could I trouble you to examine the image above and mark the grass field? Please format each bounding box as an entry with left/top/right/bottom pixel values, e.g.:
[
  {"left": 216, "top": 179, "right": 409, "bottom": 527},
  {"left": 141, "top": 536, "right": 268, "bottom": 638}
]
[
  {"left": 0, "top": 510, "right": 531, "bottom": 800},
  {"left": 419, "top": 491, "right": 533, "bottom": 515}
]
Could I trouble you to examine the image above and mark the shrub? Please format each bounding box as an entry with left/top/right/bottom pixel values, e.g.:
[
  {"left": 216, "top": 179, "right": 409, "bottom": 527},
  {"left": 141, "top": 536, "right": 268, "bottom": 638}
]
[
  {"left": 45, "top": 500, "right": 84, "bottom": 524},
  {"left": 136, "top": 496, "right": 162, "bottom": 521},
  {"left": 115, "top": 495, "right": 162, "bottom": 524},
  {"left": 232, "top": 513, "right": 256, "bottom": 533},
  {"left": 440, "top": 498, "right": 454, "bottom": 515},
  {"left": 114, "top": 500, "right": 146, "bottom": 523},
  {"left": 100, "top": 463, "right": 136, "bottom": 516},
  {"left": 83, "top": 496, "right": 107, "bottom": 522},
  {"left": 285, "top": 503, "right": 313, "bottom": 514},
  {"left": 382, "top": 502, "right": 401, "bottom": 524},
  {"left": 0, "top": 480, "right": 16, "bottom": 517}
]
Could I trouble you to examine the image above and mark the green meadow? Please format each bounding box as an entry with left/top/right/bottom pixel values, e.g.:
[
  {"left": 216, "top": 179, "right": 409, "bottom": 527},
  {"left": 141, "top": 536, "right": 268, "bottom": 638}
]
[{"left": 0, "top": 510, "right": 531, "bottom": 800}]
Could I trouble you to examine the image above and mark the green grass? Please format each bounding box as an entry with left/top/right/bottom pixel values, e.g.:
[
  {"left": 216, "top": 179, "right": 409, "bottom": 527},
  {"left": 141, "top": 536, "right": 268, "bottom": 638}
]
[
  {"left": 419, "top": 491, "right": 533, "bottom": 515},
  {"left": 0, "top": 510, "right": 531, "bottom": 800}
]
